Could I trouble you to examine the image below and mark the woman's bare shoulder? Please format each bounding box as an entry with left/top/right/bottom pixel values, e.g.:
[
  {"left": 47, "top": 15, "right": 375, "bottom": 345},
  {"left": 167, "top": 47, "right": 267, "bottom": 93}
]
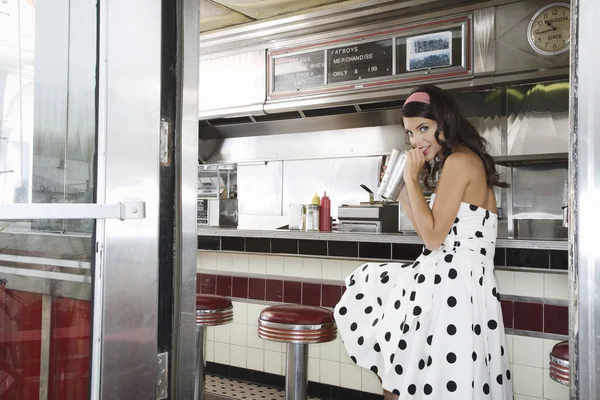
[{"left": 443, "top": 150, "right": 485, "bottom": 176}]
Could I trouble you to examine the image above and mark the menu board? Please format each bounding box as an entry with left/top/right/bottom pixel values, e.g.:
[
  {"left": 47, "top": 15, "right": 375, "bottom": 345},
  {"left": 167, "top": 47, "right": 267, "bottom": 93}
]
[
  {"left": 272, "top": 51, "right": 325, "bottom": 92},
  {"left": 327, "top": 39, "right": 393, "bottom": 84}
]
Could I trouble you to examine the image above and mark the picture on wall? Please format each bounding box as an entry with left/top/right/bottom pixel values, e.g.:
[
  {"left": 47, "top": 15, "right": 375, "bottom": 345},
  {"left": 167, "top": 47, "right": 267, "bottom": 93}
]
[{"left": 406, "top": 31, "right": 453, "bottom": 71}]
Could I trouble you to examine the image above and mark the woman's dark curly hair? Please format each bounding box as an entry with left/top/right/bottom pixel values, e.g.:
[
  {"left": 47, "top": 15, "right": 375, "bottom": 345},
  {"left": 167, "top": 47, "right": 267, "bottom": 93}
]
[{"left": 401, "top": 84, "right": 508, "bottom": 190}]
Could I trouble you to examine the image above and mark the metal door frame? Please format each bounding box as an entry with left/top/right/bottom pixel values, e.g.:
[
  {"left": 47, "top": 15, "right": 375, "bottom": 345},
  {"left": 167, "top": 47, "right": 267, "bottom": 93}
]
[
  {"left": 171, "top": 0, "right": 200, "bottom": 398},
  {"left": 93, "top": 0, "right": 163, "bottom": 397},
  {"left": 570, "top": 1, "right": 600, "bottom": 399}
]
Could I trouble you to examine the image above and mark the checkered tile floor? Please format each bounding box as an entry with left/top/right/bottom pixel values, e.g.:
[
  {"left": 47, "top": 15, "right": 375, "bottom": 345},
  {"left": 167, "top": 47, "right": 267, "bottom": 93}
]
[{"left": 205, "top": 374, "right": 322, "bottom": 400}]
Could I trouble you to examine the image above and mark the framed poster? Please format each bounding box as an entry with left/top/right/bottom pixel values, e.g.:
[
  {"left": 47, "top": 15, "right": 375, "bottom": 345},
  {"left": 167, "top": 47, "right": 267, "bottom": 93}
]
[{"left": 406, "top": 31, "right": 453, "bottom": 72}]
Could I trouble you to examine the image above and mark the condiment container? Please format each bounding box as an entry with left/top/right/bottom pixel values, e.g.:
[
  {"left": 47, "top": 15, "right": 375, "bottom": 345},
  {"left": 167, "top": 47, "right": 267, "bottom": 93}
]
[
  {"left": 320, "top": 192, "right": 331, "bottom": 231},
  {"left": 304, "top": 204, "right": 320, "bottom": 231}
]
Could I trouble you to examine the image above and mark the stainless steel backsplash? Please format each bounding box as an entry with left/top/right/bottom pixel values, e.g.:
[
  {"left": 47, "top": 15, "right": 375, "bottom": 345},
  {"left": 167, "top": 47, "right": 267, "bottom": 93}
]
[{"left": 201, "top": 82, "right": 569, "bottom": 235}]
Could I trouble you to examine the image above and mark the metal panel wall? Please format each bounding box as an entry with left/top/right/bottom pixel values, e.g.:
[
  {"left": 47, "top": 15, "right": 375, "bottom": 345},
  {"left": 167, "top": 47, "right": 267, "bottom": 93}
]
[
  {"left": 96, "top": 0, "right": 162, "bottom": 398},
  {"left": 494, "top": 0, "right": 571, "bottom": 74},
  {"left": 570, "top": 0, "right": 599, "bottom": 398},
  {"left": 473, "top": 7, "right": 496, "bottom": 74}
]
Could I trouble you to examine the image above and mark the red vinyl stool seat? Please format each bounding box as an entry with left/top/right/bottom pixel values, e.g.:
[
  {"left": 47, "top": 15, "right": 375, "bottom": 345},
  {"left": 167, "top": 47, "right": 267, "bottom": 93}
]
[
  {"left": 195, "top": 295, "right": 233, "bottom": 400},
  {"left": 549, "top": 341, "right": 569, "bottom": 386},
  {"left": 196, "top": 294, "right": 233, "bottom": 326},
  {"left": 258, "top": 305, "right": 336, "bottom": 343},
  {"left": 258, "top": 305, "right": 337, "bottom": 400}
]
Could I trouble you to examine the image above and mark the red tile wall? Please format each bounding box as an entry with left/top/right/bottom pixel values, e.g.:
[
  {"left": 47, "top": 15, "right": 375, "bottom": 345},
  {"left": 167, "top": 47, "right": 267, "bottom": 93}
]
[
  {"left": 265, "top": 280, "right": 283, "bottom": 302},
  {"left": 198, "top": 273, "right": 568, "bottom": 336}
]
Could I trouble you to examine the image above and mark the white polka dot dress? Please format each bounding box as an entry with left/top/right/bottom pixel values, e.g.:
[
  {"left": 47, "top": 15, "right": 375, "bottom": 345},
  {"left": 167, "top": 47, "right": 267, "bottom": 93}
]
[{"left": 335, "top": 195, "right": 513, "bottom": 399}]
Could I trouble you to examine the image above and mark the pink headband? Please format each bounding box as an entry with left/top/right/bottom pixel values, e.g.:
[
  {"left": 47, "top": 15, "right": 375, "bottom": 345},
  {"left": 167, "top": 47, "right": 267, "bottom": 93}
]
[{"left": 405, "top": 92, "right": 430, "bottom": 105}]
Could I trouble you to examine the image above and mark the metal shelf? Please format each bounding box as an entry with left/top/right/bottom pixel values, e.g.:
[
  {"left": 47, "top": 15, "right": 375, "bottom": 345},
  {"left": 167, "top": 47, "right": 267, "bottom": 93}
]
[{"left": 494, "top": 153, "right": 568, "bottom": 167}]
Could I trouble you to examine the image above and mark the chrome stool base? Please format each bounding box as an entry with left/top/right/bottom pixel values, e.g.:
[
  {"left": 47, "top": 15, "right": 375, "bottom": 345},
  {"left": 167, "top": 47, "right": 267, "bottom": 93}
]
[
  {"left": 258, "top": 305, "right": 337, "bottom": 400},
  {"left": 195, "top": 325, "right": 207, "bottom": 400},
  {"left": 285, "top": 343, "right": 309, "bottom": 399}
]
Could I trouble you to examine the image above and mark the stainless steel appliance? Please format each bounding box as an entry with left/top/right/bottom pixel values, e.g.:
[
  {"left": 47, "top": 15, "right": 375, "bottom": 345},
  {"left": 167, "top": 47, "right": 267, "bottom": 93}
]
[
  {"left": 337, "top": 203, "right": 399, "bottom": 233},
  {"left": 198, "top": 163, "right": 238, "bottom": 227}
]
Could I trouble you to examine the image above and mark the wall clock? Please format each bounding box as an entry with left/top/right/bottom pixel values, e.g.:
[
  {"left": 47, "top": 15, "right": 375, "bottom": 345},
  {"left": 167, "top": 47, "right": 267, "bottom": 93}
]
[{"left": 527, "top": 3, "right": 571, "bottom": 56}]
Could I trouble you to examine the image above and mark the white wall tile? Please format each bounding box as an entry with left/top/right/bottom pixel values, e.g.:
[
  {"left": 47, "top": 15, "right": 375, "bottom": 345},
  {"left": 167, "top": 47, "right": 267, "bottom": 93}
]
[
  {"left": 319, "top": 360, "right": 340, "bottom": 386},
  {"left": 281, "top": 352, "right": 287, "bottom": 375},
  {"left": 506, "top": 334, "right": 515, "bottom": 364},
  {"left": 266, "top": 256, "right": 284, "bottom": 276},
  {"left": 320, "top": 338, "right": 340, "bottom": 362},
  {"left": 308, "top": 358, "right": 320, "bottom": 383},
  {"left": 264, "top": 340, "right": 283, "bottom": 353},
  {"left": 342, "top": 261, "right": 361, "bottom": 279},
  {"left": 284, "top": 257, "right": 304, "bottom": 278},
  {"left": 216, "top": 252, "right": 233, "bottom": 272},
  {"left": 246, "top": 328, "right": 264, "bottom": 349},
  {"left": 246, "top": 348, "right": 264, "bottom": 372},
  {"left": 247, "top": 303, "right": 264, "bottom": 326},
  {"left": 513, "top": 365, "right": 544, "bottom": 398},
  {"left": 341, "top": 364, "right": 362, "bottom": 391},
  {"left": 514, "top": 395, "right": 543, "bottom": 400},
  {"left": 514, "top": 335, "right": 544, "bottom": 368},
  {"left": 232, "top": 254, "right": 249, "bottom": 273},
  {"left": 196, "top": 251, "right": 203, "bottom": 271},
  {"left": 309, "top": 342, "right": 320, "bottom": 358},
  {"left": 205, "top": 340, "right": 215, "bottom": 362},
  {"left": 230, "top": 323, "right": 248, "bottom": 346},
  {"left": 264, "top": 350, "right": 283, "bottom": 375},
  {"left": 322, "top": 259, "right": 343, "bottom": 281},
  {"left": 233, "top": 302, "right": 248, "bottom": 324},
  {"left": 230, "top": 344, "right": 247, "bottom": 368},
  {"left": 544, "top": 273, "right": 569, "bottom": 300},
  {"left": 361, "top": 368, "right": 383, "bottom": 394},
  {"left": 340, "top": 341, "right": 354, "bottom": 365},
  {"left": 495, "top": 270, "right": 515, "bottom": 295},
  {"left": 514, "top": 272, "right": 544, "bottom": 298},
  {"left": 543, "top": 369, "right": 570, "bottom": 400},
  {"left": 214, "top": 324, "right": 231, "bottom": 344},
  {"left": 214, "top": 342, "right": 230, "bottom": 364},
  {"left": 206, "top": 326, "right": 215, "bottom": 341},
  {"left": 248, "top": 255, "right": 267, "bottom": 274},
  {"left": 302, "top": 258, "right": 322, "bottom": 279},
  {"left": 201, "top": 252, "right": 217, "bottom": 270}
]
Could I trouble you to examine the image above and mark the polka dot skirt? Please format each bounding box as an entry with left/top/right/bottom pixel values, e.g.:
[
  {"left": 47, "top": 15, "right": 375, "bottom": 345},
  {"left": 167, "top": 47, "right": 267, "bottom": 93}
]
[{"left": 335, "top": 195, "right": 513, "bottom": 399}]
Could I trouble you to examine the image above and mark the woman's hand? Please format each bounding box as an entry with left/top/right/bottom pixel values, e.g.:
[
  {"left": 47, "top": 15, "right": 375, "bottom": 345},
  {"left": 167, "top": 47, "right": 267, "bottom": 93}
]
[{"left": 403, "top": 149, "right": 426, "bottom": 183}]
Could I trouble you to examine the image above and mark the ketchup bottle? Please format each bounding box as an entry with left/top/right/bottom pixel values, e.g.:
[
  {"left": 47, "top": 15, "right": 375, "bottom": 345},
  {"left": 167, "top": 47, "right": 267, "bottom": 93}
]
[{"left": 320, "top": 192, "right": 331, "bottom": 231}]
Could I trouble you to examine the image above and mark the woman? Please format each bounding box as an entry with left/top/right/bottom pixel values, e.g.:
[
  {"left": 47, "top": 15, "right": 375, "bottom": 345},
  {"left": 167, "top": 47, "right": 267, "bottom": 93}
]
[{"left": 334, "top": 85, "right": 513, "bottom": 400}]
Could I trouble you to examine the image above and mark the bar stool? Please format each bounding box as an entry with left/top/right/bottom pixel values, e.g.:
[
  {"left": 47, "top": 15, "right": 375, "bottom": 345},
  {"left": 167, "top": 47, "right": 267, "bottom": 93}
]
[
  {"left": 258, "top": 305, "right": 337, "bottom": 400},
  {"left": 549, "top": 340, "right": 569, "bottom": 386},
  {"left": 195, "top": 294, "right": 233, "bottom": 400}
]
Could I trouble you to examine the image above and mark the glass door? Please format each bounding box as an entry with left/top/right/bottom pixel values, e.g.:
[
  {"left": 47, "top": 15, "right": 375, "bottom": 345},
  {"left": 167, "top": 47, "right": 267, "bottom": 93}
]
[
  {"left": 0, "top": 0, "right": 174, "bottom": 398},
  {"left": 0, "top": 1, "right": 97, "bottom": 398}
]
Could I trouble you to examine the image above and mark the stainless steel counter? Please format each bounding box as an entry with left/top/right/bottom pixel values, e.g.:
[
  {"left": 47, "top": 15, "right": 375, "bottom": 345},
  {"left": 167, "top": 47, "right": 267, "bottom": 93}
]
[{"left": 197, "top": 227, "right": 568, "bottom": 251}]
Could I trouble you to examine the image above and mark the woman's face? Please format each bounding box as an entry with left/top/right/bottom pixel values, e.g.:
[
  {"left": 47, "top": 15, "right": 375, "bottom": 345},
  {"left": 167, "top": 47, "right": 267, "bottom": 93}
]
[{"left": 403, "top": 116, "right": 445, "bottom": 161}]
